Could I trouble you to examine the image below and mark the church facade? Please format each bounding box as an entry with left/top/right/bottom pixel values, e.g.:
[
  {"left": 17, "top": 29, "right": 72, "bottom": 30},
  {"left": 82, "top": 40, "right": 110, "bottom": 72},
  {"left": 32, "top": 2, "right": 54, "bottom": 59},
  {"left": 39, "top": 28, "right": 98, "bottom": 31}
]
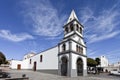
[{"left": 10, "top": 10, "right": 87, "bottom": 77}]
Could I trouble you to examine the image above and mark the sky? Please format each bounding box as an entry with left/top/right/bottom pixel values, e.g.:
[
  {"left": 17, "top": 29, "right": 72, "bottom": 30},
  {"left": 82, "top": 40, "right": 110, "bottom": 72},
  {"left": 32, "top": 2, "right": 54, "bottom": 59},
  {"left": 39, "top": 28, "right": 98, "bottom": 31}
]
[{"left": 0, "top": 0, "right": 120, "bottom": 64}]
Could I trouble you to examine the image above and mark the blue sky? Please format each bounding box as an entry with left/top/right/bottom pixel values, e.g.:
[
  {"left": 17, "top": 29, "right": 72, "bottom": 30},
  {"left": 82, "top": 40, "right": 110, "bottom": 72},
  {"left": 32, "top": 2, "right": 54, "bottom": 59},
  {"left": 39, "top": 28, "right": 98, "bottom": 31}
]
[{"left": 0, "top": 0, "right": 120, "bottom": 64}]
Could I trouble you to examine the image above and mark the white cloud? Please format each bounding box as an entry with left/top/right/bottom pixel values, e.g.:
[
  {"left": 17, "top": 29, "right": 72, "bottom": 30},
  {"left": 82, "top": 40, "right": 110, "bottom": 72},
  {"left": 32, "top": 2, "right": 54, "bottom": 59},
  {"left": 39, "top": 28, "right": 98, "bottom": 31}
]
[
  {"left": 79, "top": 7, "right": 94, "bottom": 24},
  {"left": 79, "top": 4, "right": 120, "bottom": 43},
  {"left": 21, "top": 0, "right": 66, "bottom": 37},
  {"left": 0, "top": 30, "right": 34, "bottom": 42},
  {"left": 87, "top": 49, "right": 97, "bottom": 56},
  {"left": 86, "top": 31, "right": 120, "bottom": 43}
]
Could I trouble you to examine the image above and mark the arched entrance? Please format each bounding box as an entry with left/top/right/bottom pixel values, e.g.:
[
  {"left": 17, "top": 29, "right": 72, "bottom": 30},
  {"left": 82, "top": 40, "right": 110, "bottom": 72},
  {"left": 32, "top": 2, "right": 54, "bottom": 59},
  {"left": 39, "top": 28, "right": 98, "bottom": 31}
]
[
  {"left": 33, "top": 61, "right": 37, "bottom": 71},
  {"left": 61, "top": 56, "right": 68, "bottom": 76},
  {"left": 77, "top": 58, "right": 83, "bottom": 76}
]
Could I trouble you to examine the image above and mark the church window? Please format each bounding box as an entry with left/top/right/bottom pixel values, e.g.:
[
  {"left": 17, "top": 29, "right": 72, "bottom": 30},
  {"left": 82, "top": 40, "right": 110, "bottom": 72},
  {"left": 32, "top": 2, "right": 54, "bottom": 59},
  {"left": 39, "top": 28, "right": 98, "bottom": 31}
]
[
  {"left": 40, "top": 55, "right": 43, "bottom": 62},
  {"left": 79, "top": 47, "right": 83, "bottom": 54},
  {"left": 80, "top": 27, "right": 82, "bottom": 34},
  {"left": 70, "top": 23, "right": 74, "bottom": 31},
  {"left": 76, "top": 45, "right": 79, "bottom": 52},
  {"left": 76, "top": 24, "right": 79, "bottom": 31},
  {"left": 30, "top": 59, "right": 32, "bottom": 64},
  {"left": 65, "top": 27, "right": 68, "bottom": 34},
  {"left": 76, "top": 45, "right": 83, "bottom": 54},
  {"left": 62, "top": 44, "right": 66, "bottom": 52},
  {"left": 78, "top": 46, "right": 80, "bottom": 53}
]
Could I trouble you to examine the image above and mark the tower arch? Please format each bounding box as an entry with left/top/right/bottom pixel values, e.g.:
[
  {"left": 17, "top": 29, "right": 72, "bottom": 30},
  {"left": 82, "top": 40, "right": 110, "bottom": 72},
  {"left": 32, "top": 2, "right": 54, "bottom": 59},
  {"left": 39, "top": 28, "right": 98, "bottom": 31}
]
[
  {"left": 76, "top": 57, "right": 83, "bottom": 76},
  {"left": 61, "top": 56, "right": 68, "bottom": 76}
]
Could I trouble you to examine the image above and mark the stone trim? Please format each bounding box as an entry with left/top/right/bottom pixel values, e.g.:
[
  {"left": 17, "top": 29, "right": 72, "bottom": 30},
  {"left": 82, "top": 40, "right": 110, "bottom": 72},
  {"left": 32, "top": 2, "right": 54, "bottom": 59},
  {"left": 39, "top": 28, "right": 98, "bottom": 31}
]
[
  {"left": 58, "top": 38, "right": 86, "bottom": 48},
  {"left": 70, "top": 38, "right": 86, "bottom": 48},
  {"left": 63, "top": 31, "right": 83, "bottom": 39},
  {"left": 58, "top": 50, "right": 87, "bottom": 57}
]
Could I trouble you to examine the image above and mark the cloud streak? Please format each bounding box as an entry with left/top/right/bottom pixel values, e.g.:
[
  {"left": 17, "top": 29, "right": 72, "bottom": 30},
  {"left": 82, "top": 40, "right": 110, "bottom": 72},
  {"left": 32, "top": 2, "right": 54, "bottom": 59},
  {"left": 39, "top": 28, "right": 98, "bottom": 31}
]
[
  {"left": 79, "top": 2, "right": 120, "bottom": 43},
  {"left": 21, "top": 0, "right": 66, "bottom": 37},
  {"left": 0, "top": 30, "right": 34, "bottom": 42}
]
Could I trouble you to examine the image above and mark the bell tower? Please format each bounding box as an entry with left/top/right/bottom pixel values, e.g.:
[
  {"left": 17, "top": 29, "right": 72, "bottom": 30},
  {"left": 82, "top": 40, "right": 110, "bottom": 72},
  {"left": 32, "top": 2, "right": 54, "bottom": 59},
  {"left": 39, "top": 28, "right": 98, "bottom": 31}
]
[{"left": 58, "top": 10, "right": 87, "bottom": 77}]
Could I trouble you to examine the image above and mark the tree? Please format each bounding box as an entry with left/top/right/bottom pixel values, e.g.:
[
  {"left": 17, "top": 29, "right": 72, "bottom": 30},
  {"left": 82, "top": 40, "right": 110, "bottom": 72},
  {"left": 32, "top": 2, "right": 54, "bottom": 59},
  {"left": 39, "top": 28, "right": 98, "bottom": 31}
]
[
  {"left": 87, "top": 58, "right": 97, "bottom": 67},
  {"left": 87, "top": 58, "right": 97, "bottom": 74},
  {"left": 0, "top": 52, "right": 6, "bottom": 65},
  {"left": 95, "top": 58, "right": 100, "bottom": 66}
]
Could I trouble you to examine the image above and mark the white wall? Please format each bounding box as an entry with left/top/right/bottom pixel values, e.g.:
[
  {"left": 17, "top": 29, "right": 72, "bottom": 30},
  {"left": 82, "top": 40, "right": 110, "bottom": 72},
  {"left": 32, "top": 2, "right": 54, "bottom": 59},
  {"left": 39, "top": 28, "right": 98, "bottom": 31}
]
[
  {"left": 100, "top": 56, "right": 108, "bottom": 67},
  {"left": 10, "top": 59, "right": 31, "bottom": 69},
  {"left": 28, "top": 46, "right": 58, "bottom": 70},
  {"left": 10, "top": 60, "right": 22, "bottom": 69},
  {"left": 10, "top": 46, "right": 58, "bottom": 70}
]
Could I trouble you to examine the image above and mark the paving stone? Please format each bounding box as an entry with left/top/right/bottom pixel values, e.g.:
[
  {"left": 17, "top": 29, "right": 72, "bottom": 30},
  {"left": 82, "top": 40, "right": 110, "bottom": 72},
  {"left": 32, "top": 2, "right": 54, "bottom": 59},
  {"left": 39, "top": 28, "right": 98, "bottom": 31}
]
[{"left": 0, "top": 70, "right": 119, "bottom": 80}]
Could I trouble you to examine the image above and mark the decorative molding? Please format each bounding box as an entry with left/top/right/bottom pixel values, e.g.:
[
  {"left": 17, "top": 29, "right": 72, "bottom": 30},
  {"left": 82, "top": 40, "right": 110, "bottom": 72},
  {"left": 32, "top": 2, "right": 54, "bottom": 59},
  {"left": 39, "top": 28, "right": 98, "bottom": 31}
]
[
  {"left": 58, "top": 50, "right": 87, "bottom": 57},
  {"left": 58, "top": 38, "right": 86, "bottom": 48},
  {"left": 64, "top": 32, "right": 83, "bottom": 39}
]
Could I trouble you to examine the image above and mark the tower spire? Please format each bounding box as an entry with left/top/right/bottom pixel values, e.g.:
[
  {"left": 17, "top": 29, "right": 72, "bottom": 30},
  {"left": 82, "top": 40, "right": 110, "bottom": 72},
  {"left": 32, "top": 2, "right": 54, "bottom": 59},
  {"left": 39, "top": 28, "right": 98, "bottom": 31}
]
[{"left": 67, "top": 10, "right": 79, "bottom": 24}]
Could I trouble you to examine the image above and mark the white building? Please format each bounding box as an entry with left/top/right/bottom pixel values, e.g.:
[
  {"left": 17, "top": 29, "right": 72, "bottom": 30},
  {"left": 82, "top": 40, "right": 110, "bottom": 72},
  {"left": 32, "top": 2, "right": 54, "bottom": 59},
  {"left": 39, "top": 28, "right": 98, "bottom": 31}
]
[
  {"left": 10, "top": 10, "right": 87, "bottom": 77},
  {"left": 96, "top": 56, "right": 109, "bottom": 72},
  {"left": 109, "top": 62, "right": 120, "bottom": 71},
  {"left": 23, "top": 52, "right": 36, "bottom": 60},
  {"left": 103, "top": 62, "right": 120, "bottom": 72},
  {"left": 99, "top": 56, "right": 108, "bottom": 67}
]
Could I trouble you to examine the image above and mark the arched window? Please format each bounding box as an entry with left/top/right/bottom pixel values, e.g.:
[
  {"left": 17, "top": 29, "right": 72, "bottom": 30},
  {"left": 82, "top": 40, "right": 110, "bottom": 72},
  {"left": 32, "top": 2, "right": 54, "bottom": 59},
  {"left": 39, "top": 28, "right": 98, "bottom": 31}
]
[
  {"left": 62, "top": 44, "right": 66, "bottom": 51},
  {"left": 70, "top": 24, "right": 74, "bottom": 31},
  {"left": 30, "top": 59, "right": 31, "bottom": 64},
  {"left": 40, "top": 55, "right": 43, "bottom": 62},
  {"left": 65, "top": 27, "right": 68, "bottom": 34},
  {"left": 78, "top": 46, "right": 80, "bottom": 53},
  {"left": 76, "top": 24, "right": 79, "bottom": 31},
  {"left": 76, "top": 45, "right": 79, "bottom": 52},
  {"left": 80, "top": 47, "right": 83, "bottom": 54},
  {"left": 80, "top": 27, "right": 82, "bottom": 34}
]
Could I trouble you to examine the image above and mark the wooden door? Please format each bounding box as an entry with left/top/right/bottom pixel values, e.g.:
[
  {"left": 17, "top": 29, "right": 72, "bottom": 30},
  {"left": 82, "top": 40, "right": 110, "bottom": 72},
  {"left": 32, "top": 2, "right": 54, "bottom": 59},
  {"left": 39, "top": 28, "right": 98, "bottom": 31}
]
[
  {"left": 33, "top": 62, "right": 37, "bottom": 71},
  {"left": 17, "top": 64, "right": 21, "bottom": 70}
]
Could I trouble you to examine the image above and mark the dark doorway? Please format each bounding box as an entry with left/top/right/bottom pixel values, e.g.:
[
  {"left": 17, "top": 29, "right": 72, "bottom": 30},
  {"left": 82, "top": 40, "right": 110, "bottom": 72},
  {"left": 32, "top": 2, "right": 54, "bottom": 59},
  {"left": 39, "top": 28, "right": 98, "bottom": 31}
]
[
  {"left": 17, "top": 64, "right": 21, "bottom": 70},
  {"left": 77, "top": 58, "right": 83, "bottom": 76},
  {"left": 33, "top": 61, "right": 37, "bottom": 71},
  {"left": 61, "top": 56, "right": 68, "bottom": 76}
]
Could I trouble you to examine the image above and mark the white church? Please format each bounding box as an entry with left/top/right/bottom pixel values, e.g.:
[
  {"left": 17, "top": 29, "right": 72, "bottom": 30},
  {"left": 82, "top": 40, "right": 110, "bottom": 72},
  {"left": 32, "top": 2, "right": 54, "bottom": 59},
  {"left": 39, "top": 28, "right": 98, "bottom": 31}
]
[{"left": 10, "top": 10, "right": 87, "bottom": 77}]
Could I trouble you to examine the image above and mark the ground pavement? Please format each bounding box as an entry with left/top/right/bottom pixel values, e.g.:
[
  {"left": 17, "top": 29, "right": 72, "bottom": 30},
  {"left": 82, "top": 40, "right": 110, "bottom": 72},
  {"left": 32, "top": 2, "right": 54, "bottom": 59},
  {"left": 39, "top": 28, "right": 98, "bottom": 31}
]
[{"left": 0, "top": 70, "right": 120, "bottom": 80}]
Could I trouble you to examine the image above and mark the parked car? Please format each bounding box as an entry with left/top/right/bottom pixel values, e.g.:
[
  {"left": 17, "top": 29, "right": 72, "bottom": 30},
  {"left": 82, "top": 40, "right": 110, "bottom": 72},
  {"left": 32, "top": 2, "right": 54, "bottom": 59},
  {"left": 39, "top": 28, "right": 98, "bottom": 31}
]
[{"left": 110, "top": 70, "right": 120, "bottom": 76}]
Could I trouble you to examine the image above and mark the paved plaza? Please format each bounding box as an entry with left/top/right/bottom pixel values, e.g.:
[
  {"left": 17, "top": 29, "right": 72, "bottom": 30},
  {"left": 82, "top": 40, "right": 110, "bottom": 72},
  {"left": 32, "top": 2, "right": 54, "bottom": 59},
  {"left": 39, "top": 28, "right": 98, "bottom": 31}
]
[{"left": 0, "top": 70, "right": 120, "bottom": 80}]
